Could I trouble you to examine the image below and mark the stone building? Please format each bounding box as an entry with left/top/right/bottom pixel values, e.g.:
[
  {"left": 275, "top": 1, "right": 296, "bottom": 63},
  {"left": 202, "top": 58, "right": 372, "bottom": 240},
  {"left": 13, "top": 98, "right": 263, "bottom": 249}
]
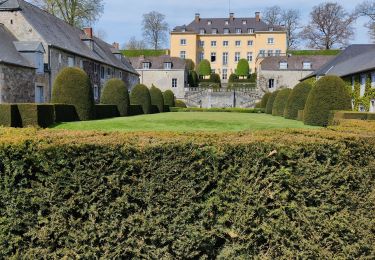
[
  {"left": 258, "top": 55, "right": 334, "bottom": 92},
  {"left": 129, "top": 55, "right": 188, "bottom": 99},
  {"left": 0, "top": 0, "right": 139, "bottom": 103}
]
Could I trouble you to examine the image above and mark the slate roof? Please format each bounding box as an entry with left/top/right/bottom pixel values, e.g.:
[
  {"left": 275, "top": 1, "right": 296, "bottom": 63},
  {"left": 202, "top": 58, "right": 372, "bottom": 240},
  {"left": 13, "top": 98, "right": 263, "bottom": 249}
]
[
  {"left": 304, "top": 44, "right": 375, "bottom": 79},
  {"left": 0, "top": 24, "right": 34, "bottom": 68},
  {"left": 13, "top": 41, "right": 45, "bottom": 53},
  {"left": 0, "top": 0, "right": 21, "bottom": 10},
  {"left": 260, "top": 55, "right": 335, "bottom": 71},
  {"left": 129, "top": 55, "right": 187, "bottom": 70}
]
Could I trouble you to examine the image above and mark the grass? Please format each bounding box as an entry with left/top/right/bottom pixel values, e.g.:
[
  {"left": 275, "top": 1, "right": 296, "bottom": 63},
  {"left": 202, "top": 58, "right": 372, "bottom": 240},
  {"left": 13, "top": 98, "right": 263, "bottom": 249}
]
[
  {"left": 287, "top": 49, "right": 341, "bottom": 56},
  {"left": 52, "top": 112, "right": 318, "bottom": 132},
  {"left": 122, "top": 49, "right": 166, "bottom": 57}
]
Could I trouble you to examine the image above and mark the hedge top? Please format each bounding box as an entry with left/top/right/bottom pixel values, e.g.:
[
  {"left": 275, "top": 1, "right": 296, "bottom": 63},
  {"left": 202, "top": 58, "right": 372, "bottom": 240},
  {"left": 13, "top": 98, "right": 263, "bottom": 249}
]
[
  {"left": 272, "top": 88, "right": 292, "bottom": 116},
  {"left": 100, "top": 78, "right": 129, "bottom": 116},
  {"left": 130, "top": 84, "right": 152, "bottom": 114},
  {"left": 197, "top": 59, "right": 211, "bottom": 76},
  {"left": 236, "top": 59, "right": 250, "bottom": 77},
  {"left": 284, "top": 81, "right": 312, "bottom": 120}
]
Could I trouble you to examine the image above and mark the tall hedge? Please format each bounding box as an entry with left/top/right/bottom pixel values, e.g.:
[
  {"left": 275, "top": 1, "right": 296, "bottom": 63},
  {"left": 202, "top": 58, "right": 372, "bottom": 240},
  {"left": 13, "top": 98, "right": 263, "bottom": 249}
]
[
  {"left": 100, "top": 79, "right": 129, "bottom": 116},
  {"left": 260, "top": 92, "right": 271, "bottom": 108},
  {"left": 163, "top": 90, "right": 175, "bottom": 107},
  {"left": 236, "top": 59, "right": 250, "bottom": 78},
  {"left": 284, "top": 82, "right": 312, "bottom": 120},
  {"left": 188, "top": 70, "right": 199, "bottom": 88},
  {"left": 149, "top": 85, "right": 164, "bottom": 113},
  {"left": 130, "top": 84, "right": 152, "bottom": 114},
  {"left": 197, "top": 59, "right": 211, "bottom": 77},
  {"left": 265, "top": 90, "right": 280, "bottom": 114},
  {"left": 51, "top": 67, "right": 95, "bottom": 121},
  {"left": 272, "top": 88, "right": 292, "bottom": 116},
  {"left": 304, "top": 75, "right": 352, "bottom": 126}
]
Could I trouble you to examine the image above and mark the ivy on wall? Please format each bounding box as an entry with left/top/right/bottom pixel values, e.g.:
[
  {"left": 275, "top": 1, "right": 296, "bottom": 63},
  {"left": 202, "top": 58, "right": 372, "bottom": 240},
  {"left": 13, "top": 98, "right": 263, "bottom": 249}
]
[{"left": 343, "top": 73, "right": 375, "bottom": 112}]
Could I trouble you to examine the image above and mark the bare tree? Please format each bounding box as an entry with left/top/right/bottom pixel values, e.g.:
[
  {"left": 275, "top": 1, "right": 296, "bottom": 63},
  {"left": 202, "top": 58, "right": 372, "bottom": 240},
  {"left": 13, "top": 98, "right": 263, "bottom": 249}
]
[
  {"left": 124, "top": 36, "right": 147, "bottom": 50},
  {"left": 32, "top": 0, "right": 104, "bottom": 27},
  {"left": 263, "top": 6, "right": 283, "bottom": 26},
  {"left": 355, "top": 1, "right": 375, "bottom": 41},
  {"left": 142, "top": 11, "right": 168, "bottom": 50},
  {"left": 300, "top": 2, "right": 355, "bottom": 49},
  {"left": 94, "top": 28, "right": 107, "bottom": 41}
]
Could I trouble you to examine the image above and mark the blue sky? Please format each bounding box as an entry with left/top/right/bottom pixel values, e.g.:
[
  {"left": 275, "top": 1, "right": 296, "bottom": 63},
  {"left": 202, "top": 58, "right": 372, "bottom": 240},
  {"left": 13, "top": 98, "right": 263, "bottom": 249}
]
[{"left": 95, "top": 0, "right": 371, "bottom": 49}]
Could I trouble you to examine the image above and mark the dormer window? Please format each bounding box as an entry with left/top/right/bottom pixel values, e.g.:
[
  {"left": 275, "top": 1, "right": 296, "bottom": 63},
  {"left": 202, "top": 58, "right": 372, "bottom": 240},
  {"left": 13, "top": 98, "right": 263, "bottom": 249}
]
[
  {"left": 225, "top": 20, "right": 229, "bottom": 25},
  {"left": 223, "top": 28, "right": 230, "bottom": 34},
  {"left": 143, "top": 62, "right": 151, "bottom": 69},
  {"left": 212, "top": 28, "right": 218, "bottom": 34},
  {"left": 280, "top": 61, "right": 288, "bottom": 70},
  {"left": 182, "top": 28, "right": 186, "bottom": 32},
  {"left": 164, "top": 62, "right": 172, "bottom": 70},
  {"left": 242, "top": 20, "right": 247, "bottom": 25},
  {"left": 303, "top": 62, "right": 312, "bottom": 70},
  {"left": 199, "top": 28, "right": 205, "bottom": 35},
  {"left": 208, "top": 20, "right": 212, "bottom": 25},
  {"left": 269, "top": 27, "right": 274, "bottom": 31},
  {"left": 248, "top": 28, "right": 254, "bottom": 34},
  {"left": 235, "top": 28, "right": 242, "bottom": 34}
]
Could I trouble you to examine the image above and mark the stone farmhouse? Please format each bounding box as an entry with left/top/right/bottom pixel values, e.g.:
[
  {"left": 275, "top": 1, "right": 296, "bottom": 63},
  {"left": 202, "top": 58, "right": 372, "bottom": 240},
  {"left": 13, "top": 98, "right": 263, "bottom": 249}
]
[
  {"left": 0, "top": 0, "right": 139, "bottom": 103},
  {"left": 257, "top": 55, "right": 334, "bottom": 92},
  {"left": 129, "top": 55, "right": 188, "bottom": 99},
  {"left": 303, "top": 44, "right": 375, "bottom": 112}
]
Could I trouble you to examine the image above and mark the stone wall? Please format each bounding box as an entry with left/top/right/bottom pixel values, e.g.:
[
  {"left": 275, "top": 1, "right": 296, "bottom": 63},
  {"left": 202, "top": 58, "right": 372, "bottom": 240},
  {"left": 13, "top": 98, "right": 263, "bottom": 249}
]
[
  {"left": 0, "top": 64, "right": 36, "bottom": 103},
  {"left": 257, "top": 70, "right": 313, "bottom": 92}
]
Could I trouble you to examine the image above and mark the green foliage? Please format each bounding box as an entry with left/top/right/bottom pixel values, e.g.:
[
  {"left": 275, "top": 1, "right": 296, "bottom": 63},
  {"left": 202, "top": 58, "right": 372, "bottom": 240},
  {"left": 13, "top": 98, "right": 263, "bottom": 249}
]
[
  {"left": 304, "top": 76, "right": 352, "bottom": 126},
  {"left": 343, "top": 73, "right": 375, "bottom": 112},
  {"left": 51, "top": 67, "right": 95, "bottom": 121},
  {"left": 329, "top": 111, "right": 375, "bottom": 125},
  {"left": 101, "top": 79, "right": 129, "bottom": 116},
  {"left": 149, "top": 85, "right": 164, "bottom": 113},
  {"left": 297, "top": 110, "right": 304, "bottom": 121},
  {"left": 236, "top": 59, "right": 250, "bottom": 77},
  {"left": 95, "top": 104, "right": 120, "bottom": 119},
  {"left": 175, "top": 100, "right": 187, "bottom": 108},
  {"left": 163, "top": 90, "right": 175, "bottom": 107},
  {"left": 163, "top": 105, "right": 170, "bottom": 112},
  {"left": 121, "top": 49, "right": 166, "bottom": 57},
  {"left": 171, "top": 107, "right": 264, "bottom": 113},
  {"left": 0, "top": 104, "right": 21, "bottom": 127},
  {"left": 17, "top": 104, "right": 55, "bottom": 128},
  {"left": 130, "top": 84, "right": 152, "bottom": 114},
  {"left": 287, "top": 49, "right": 341, "bottom": 56},
  {"left": 188, "top": 70, "right": 199, "bottom": 88},
  {"left": 127, "top": 105, "right": 144, "bottom": 116},
  {"left": 54, "top": 104, "right": 79, "bottom": 122},
  {"left": 265, "top": 90, "right": 280, "bottom": 114},
  {"left": 272, "top": 88, "right": 292, "bottom": 116},
  {"left": 260, "top": 93, "right": 271, "bottom": 108},
  {"left": 197, "top": 59, "right": 211, "bottom": 77},
  {"left": 185, "top": 59, "right": 195, "bottom": 71},
  {"left": 284, "top": 82, "right": 312, "bottom": 119},
  {"left": 228, "top": 73, "right": 238, "bottom": 83}
]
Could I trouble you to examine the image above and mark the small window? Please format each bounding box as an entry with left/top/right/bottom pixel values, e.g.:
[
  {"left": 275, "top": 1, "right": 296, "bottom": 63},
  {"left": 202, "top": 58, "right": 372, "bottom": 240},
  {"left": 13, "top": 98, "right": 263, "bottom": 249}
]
[
  {"left": 107, "top": 68, "right": 111, "bottom": 76},
  {"left": 199, "top": 52, "right": 204, "bottom": 62},
  {"left": 235, "top": 28, "right": 242, "bottom": 34},
  {"left": 172, "top": 78, "right": 177, "bottom": 88},
  {"left": 247, "top": 40, "right": 253, "bottom": 46},
  {"left": 351, "top": 76, "right": 355, "bottom": 91},
  {"left": 182, "top": 28, "right": 186, "bottom": 32},
  {"left": 222, "top": 68, "right": 228, "bottom": 80},
  {"left": 247, "top": 28, "right": 254, "bottom": 34},
  {"left": 58, "top": 54, "right": 62, "bottom": 64},
  {"left": 142, "top": 62, "right": 150, "bottom": 69},
  {"left": 269, "top": 27, "right": 274, "bottom": 31},
  {"left": 235, "top": 52, "right": 240, "bottom": 62},
  {"left": 119, "top": 71, "right": 123, "bottom": 78},
  {"left": 223, "top": 41, "right": 229, "bottom": 47},
  {"left": 35, "top": 85, "right": 44, "bottom": 103},
  {"left": 275, "top": 50, "right": 281, "bottom": 56},
  {"left": 370, "top": 99, "right": 375, "bottom": 112},
  {"left": 180, "top": 51, "right": 186, "bottom": 59},
  {"left": 267, "top": 50, "right": 273, "bottom": 57},
  {"left": 280, "top": 62, "right": 288, "bottom": 70},
  {"left": 36, "top": 53, "right": 44, "bottom": 74},
  {"left": 211, "top": 41, "right": 217, "bottom": 47},
  {"left": 224, "top": 28, "right": 230, "bottom": 34},
  {"left": 180, "top": 39, "right": 187, "bottom": 45},
  {"left": 303, "top": 62, "right": 312, "bottom": 70},
  {"left": 259, "top": 50, "right": 265, "bottom": 57},
  {"left": 79, "top": 60, "right": 83, "bottom": 69},
  {"left": 247, "top": 52, "right": 253, "bottom": 62},
  {"left": 235, "top": 40, "right": 241, "bottom": 46},
  {"left": 199, "top": 29, "right": 205, "bottom": 35},
  {"left": 211, "top": 69, "right": 215, "bottom": 74},
  {"left": 371, "top": 72, "right": 375, "bottom": 88},
  {"left": 359, "top": 104, "right": 365, "bottom": 112},
  {"left": 267, "top": 38, "right": 274, "bottom": 44},
  {"left": 208, "top": 20, "right": 212, "bottom": 25},
  {"left": 94, "top": 85, "right": 99, "bottom": 100},
  {"left": 68, "top": 56, "right": 74, "bottom": 67},
  {"left": 360, "top": 74, "right": 366, "bottom": 97},
  {"left": 268, "top": 79, "right": 275, "bottom": 89},
  {"left": 223, "top": 52, "right": 228, "bottom": 65},
  {"left": 101, "top": 67, "right": 105, "bottom": 79},
  {"left": 212, "top": 28, "right": 218, "bottom": 34},
  {"left": 211, "top": 52, "right": 216, "bottom": 63},
  {"left": 164, "top": 62, "right": 172, "bottom": 70},
  {"left": 242, "top": 20, "right": 247, "bottom": 25},
  {"left": 225, "top": 20, "right": 229, "bottom": 25},
  {"left": 199, "top": 40, "right": 204, "bottom": 47}
]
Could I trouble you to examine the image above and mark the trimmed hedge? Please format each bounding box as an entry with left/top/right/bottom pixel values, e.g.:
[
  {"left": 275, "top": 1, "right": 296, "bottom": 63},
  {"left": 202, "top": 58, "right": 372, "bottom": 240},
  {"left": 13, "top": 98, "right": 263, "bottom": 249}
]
[
  {"left": 51, "top": 67, "right": 95, "bottom": 121},
  {"left": 175, "top": 100, "right": 187, "bottom": 108},
  {"left": 304, "top": 76, "right": 352, "bottom": 126},
  {"left": 260, "top": 93, "right": 271, "bottom": 108},
  {"left": 127, "top": 105, "right": 144, "bottom": 116},
  {"left": 265, "top": 90, "right": 280, "bottom": 114},
  {"left": 130, "top": 84, "right": 152, "bottom": 114},
  {"left": 95, "top": 104, "right": 120, "bottom": 119},
  {"left": 17, "top": 104, "right": 55, "bottom": 128},
  {"left": 150, "top": 105, "right": 160, "bottom": 114},
  {"left": 54, "top": 104, "right": 79, "bottom": 122},
  {"left": 197, "top": 59, "right": 211, "bottom": 77},
  {"left": 149, "top": 85, "right": 164, "bottom": 113},
  {"left": 0, "top": 125, "right": 375, "bottom": 258},
  {"left": 284, "top": 82, "right": 312, "bottom": 119},
  {"left": 236, "top": 59, "right": 250, "bottom": 77},
  {"left": 163, "top": 105, "right": 170, "bottom": 112},
  {"left": 101, "top": 79, "right": 129, "bottom": 116},
  {"left": 0, "top": 104, "right": 21, "bottom": 127},
  {"left": 163, "top": 90, "right": 175, "bottom": 107},
  {"left": 272, "top": 88, "right": 292, "bottom": 116},
  {"left": 171, "top": 107, "right": 264, "bottom": 113},
  {"left": 329, "top": 111, "right": 375, "bottom": 125},
  {"left": 297, "top": 110, "right": 304, "bottom": 121}
]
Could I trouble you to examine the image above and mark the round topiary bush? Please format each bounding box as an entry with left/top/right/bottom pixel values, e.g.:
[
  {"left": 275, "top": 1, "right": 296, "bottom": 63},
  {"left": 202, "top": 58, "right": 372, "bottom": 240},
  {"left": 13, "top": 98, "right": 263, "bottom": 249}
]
[
  {"left": 51, "top": 67, "right": 94, "bottom": 120},
  {"left": 163, "top": 90, "right": 175, "bottom": 107},
  {"left": 197, "top": 59, "right": 211, "bottom": 78},
  {"left": 304, "top": 75, "right": 352, "bottom": 126},
  {"left": 284, "top": 81, "right": 312, "bottom": 120},
  {"left": 100, "top": 78, "right": 129, "bottom": 116},
  {"left": 265, "top": 90, "right": 280, "bottom": 114},
  {"left": 175, "top": 100, "right": 187, "bottom": 108},
  {"left": 260, "top": 92, "right": 271, "bottom": 108},
  {"left": 272, "top": 88, "right": 292, "bottom": 116},
  {"left": 149, "top": 85, "right": 164, "bottom": 112},
  {"left": 130, "top": 84, "right": 152, "bottom": 114},
  {"left": 236, "top": 59, "right": 250, "bottom": 78}
]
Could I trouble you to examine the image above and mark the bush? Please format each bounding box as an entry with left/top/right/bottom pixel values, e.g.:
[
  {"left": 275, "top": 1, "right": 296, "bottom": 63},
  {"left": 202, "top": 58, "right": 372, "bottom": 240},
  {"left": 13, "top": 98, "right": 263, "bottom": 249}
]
[
  {"left": 17, "top": 104, "right": 55, "bottom": 128},
  {"left": 0, "top": 104, "right": 21, "bottom": 127},
  {"left": 236, "top": 59, "right": 250, "bottom": 78},
  {"left": 170, "top": 107, "right": 264, "bottom": 113},
  {"left": 130, "top": 84, "right": 152, "bottom": 114},
  {"left": 272, "top": 89, "right": 292, "bottom": 116},
  {"left": 127, "top": 105, "right": 144, "bottom": 116},
  {"left": 163, "top": 90, "right": 175, "bottom": 107},
  {"left": 304, "top": 75, "right": 352, "bottom": 126},
  {"left": 51, "top": 67, "right": 95, "bottom": 121},
  {"left": 54, "top": 104, "right": 79, "bottom": 122},
  {"left": 260, "top": 93, "right": 271, "bottom": 108},
  {"left": 101, "top": 79, "right": 129, "bottom": 116},
  {"left": 95, "top": 104, "right": 120, "bottom": 119},
  {"left": 197, "top": 59, "right": 211, "bottom": 77},
  {"left": 149, "top": 85, "right": 164, "bottom": 113},
  {"left": 265, "top": 90, "right": 280, "bottom": 114},
  {"left": 150, "top": 105, "right": 160, "bottom": 114},
  {"left": 297, "top": 110, "right": 304, "bottom": 121},
  {"left": 163, "top": 105, "right": 170, "bottom": 112},
  {"left": 228, "top": 73, "right": 238, "bottom": 83},
  {"left": 175, "top": 100, "right": 187, "bottom": 108},
  {"left": 185, "top": 59, "right": 195, "bottom": 71},
  {"left": 284, "top": 82, "right": 312, "bottom": 120},
  {"left": 188, "top": 70, "right": 199, "bottom": 88}
]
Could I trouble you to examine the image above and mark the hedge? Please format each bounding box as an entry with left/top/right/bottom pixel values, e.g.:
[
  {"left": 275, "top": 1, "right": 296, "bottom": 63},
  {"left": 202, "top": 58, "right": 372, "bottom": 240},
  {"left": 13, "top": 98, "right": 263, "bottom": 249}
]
[
  {"left": 163, "top": 90, "right": 175, "bottom": 107},
  {"left": 101, "top": 79, "right": 129, "bottom": 116},
  {"left": 95, "top": 104, "right": 120, "bottom": 119},
  {"left": 149, "top": 85, "right": 164, "bottom": 113},
  {"left": 0, "top": 104, "right": 21, "bottom": 127},
  {"left": 54, "top": 104, "right": 79, "bottom": 122},
  {"left": 197, "top": 59, "right": 211, "bottom": 77},
  {"left": 329, "top": 111, "right": 375, "bottom": 125},
  {"left": 0, "top": 123, "right": 375, "bottom": 258},
  {"left": 127, "top": 105, "right": 144, "bottom": 116},
  {"left": 51, "top": 67, "right": 95, "bottom": 121},
  {"left": 163, "top": 105, "right": 170, "bottom": 112},
  {"left": 236, "top": 59, "right": 250, "bottom": 77},
  {"left": 175, "top": 100, "right": 187, "bottom": 108},
  {"left": 297, "top": 110, "right": 304, "bottom": 121},
  {"left": 150, "top": 105, "right": 160, "bottom": 114},
  {"left": 272, "top": 88, "right": 292, "bottom": 116},
  {"left": 260, "top": 93, "right": 271, "bottom": 108},
  {"left": 304, "top": 76, "right": 352, "bottom": 126},
  {"left": 171, "top": 107, "right": 264, "bottom": 113},
  {"left": 17, "top": 104, "right": 55, "bottom": 128},
  {"left": 284, "top": 82, "right": 312, "bottom": 120},
  {"left": 130, "top": 84, "right": 152, "bottom": 114},
  {"left": 265, "top": 90, "right": 280, "bottom": 114}
]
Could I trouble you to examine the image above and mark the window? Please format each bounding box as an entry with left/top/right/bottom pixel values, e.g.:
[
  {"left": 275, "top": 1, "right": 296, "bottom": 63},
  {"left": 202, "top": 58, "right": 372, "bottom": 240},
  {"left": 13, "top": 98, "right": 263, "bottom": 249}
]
[
  {"left": 199, "top": 29, "right": 205, "bottom": 34},
  {"left": 352, "top": 99, "right": 355, "bottom": 109},
  {"left": 247, "top": 40, "right": 253, "bottom": 46},
  {"left": 360, "top": 74, "right": 366, "bottom": 97},
  {"left": 211, "top": 41, "right": 217, "bottom": 47},
  {"left": 280, "top": 61, "right": 288, "bottom": 69},
  {"left": 164, "top": 62, "right": 172, "bottom": 70},
  {"left": 359, "top": 104, "right": 365, "bottom": 112},
  {"left": 212, "top": 29, "right": 218, "bottom": 34},
  {"left": 242, "top": 20, "right": 247, "bottom": 25},
  {"left": 180, "top": 39, "right": 187, "bottom": 45},
  {"left": 182, "top": 28, "right": 186, "bottom": 32},
  {"left": 208, "top": 20, "right": 212, "bottom": 25},
  {"left": 223, "top": 41, "right": 229, "bottom": 46},
  {"left": 267, "top": 50, "right": 273, "bottom": 57},
  {"left": 107, "top": 68, "right": 111, "bottom": 76},
  {"left": 371, "top": 99, "right": 375, "bottom": 112},
  {"left": 211, "top": 52, "right": 216, "bottom": 63},
  {"left": 275, "top": 50, "right": 281, "bottom": 56},
  {"left": 68, "top": 57, "right": 74, "bottom": 67},
  {"left": 235, "top": 52, "right": 240, "bottom": 62},
  {"left": 223, "top": 52, "right": 228, "bottom": 65},
  {"left": 259, "top": 50, "right": 265, "bottom": 57},
  {"left": 101, "top": 67, "right": 105, "bottom": 79},
  {"left": 58, "top": 54, "right": 62, "bottom": 64},
  {"left": 142, "top": 62, "right": 150, "bottom": 69},
  {"left": 222, "top": 69, "right": 228, "bottom": 80},
  {"left": 94, "top": 85, "right": 99, "bottom": 100},
  {"left": 235, "top": 28, "right": 242, "bottom": 34},
  {"left": 211, "top": 69, "right": 215, "bottom": 74},
  {"left": 199, "top": 40, "right": 204, "bottom": 47},
  {"left": 224, "top": 28, "right": 230, "bottom": 34},
  {"left": 172, "top": 78, "right": 177, "bottom": 88},
  {"left": 225, "top": 20, "right": 229, "bottom": 25},
  {"left": 35, "top": 85, "right": 44, "bottom": 103},
  {"left": 79, "top": 60, "right": 83, "bottom": 69},
  {"left": 372, "top": 72, "right": 375, "bottom": 88},
  {"left": 267, "top": 38, "right": 274, "bottom": 44},
  {"left": 351, "top": 76, "right": 355, "bottom": 91},
  {"left": 269, "top": 27, "right": 274, "bottom": 31},
  {"left": 303, "top": 62, "right": 312, "bottom": 70},
  {"left": 199, "top": 52, "right": 204, "bottom": 62},
  {"left": 235, "top": 40, "right": 241, "bottom": 46},
  {"left": 119, "top": 71, "right": 123, "bottom": 78},
  {"left": 247, "top": 52, "right": 253, "bottom": 62},
  {"left": 247, "top": 28, "right": 254, "bottom": 34},
  {"left": 180, "top": 51, "right": 186, "bottom": 59},
  {"left": 36, "top": 53, "right": 44, "bottom": 74},
  {"left": 268, "top": 79, "right": 275, "bottom": 89}
]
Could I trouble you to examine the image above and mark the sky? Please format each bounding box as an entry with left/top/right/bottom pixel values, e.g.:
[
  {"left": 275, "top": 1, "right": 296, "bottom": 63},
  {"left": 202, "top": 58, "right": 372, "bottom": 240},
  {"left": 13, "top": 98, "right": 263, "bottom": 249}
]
[{"left": 95, "top": 0, "right": 372, "bottom": 49}]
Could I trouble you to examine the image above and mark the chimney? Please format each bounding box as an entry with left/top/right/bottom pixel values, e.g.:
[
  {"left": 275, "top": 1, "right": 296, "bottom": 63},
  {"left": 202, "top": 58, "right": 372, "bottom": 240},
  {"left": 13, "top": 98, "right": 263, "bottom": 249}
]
[
  {"left": 195, "top": 13, "right": 200, "bottom": 23},
  {"left": 230, "top": 12, "right": 234, "bottom": 21},
  {"left": 83, "top": 27, "right": 93, "bottom": 38},
  {"left": 255, "top": 12, "right": 260, "bottom": 22},
  {"left": 112, "top": 42, "right": 120, "bottom": 50}
]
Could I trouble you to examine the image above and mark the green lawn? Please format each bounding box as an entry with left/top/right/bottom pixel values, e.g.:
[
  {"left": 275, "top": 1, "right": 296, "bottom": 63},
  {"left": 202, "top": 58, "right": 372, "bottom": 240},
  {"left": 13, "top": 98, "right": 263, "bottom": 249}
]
[{"left": 52, "top": 112, "right": 318, "bottom": 132}]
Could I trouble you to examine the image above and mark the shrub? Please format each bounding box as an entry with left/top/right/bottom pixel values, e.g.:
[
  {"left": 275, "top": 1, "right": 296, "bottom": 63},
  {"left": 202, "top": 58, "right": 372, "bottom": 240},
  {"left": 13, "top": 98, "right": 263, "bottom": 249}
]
[
  {"left": 228, "top": 73, "right": 238, "bottom": 83},
  {"left": 175, "top": 100, "right": 187, "bottom": 108},
  {"left": 272, "top": 88, "right": 292, "bottom": 116},
  {"left": 17, "top": 104, "right": 55, "bottom": 128},
  {"left": 101, "top": 79, "right": 129, "bottom": 116},
  {"left": 236, "top": 59, "right": 250, "bottom": 78},
  {"left": 209, "top": 73, "right": 221, "bottom": 86},
  {"left": 149, "top": 85, "right": 164, "bottom": 113},
  {"left": 185, "top": 59, "right": 195, "bottom": 71},
  {"left": 54, "top": 104, "right": 79, "bottom": 122},
  {"left": 127, "top": 105, "right": 144, "bottom": 116},
  {"left": 51, "top": 67, "right": 95, "bottom": 121},
  {"left": 130, "top": 84, "right": 152, "bottom": 114},
  {"left": 265, "top": 90, "right": 280, "bottom": 114},
  {"left": 254, "top": 101, "right": 262, "bottom": 108},
  {"left": 188, "top": 70, "right": 199, "bottom": 88},
  {"left": 260, "top": 93, "right": 271, "bottom": 108},
  {"left": 284, "top": 82, "right": 313, "bottom": 120},
  {"left": 150, "top": 105, "right": 160, "bottom": 114},
  {"left": 95, "top": 104, "right": 120, "bottom": 119},
  {"left": 197, "top": 59, "right": 211, "bottom": 77},
  {"left": 297, "top": 110, "right": 304, "bottom": 121},
  {"left": 304, "top": 75, "right": 352, "bottom": 126},
  {"left": 163, "top": 105, "right": 170, "bottom": 112},
  {"left": 163, "top": 90, "right": 175, "bottom": 107},
  {"left": 0, "top": 104, "right": 21, "bottom": 127}
]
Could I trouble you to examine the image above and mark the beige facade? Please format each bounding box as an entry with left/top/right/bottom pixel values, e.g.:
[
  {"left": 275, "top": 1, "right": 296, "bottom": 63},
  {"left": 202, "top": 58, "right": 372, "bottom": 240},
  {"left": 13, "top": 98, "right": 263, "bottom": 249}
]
[{"left": 257, "top": 70, "right": 313, "bottom": 92}]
